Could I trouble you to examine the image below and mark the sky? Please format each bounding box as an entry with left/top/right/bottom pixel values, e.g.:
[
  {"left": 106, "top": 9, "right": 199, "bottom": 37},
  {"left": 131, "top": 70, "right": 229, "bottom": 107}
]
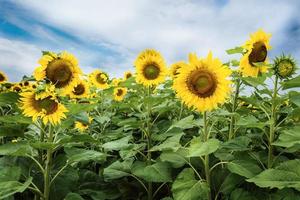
[{"left": 0, "top": 0, "right": 299, "bottom": 82}]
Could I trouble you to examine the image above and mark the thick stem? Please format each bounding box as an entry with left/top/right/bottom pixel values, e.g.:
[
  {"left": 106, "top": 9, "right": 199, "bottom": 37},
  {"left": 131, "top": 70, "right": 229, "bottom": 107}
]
[
  {"left": 146, "top": 86, "right": 153, "bottom": 200},
  {"left": 44, "top": 125, "right": 54, "bottom": 200},
  {"left": 203, "top": 112, "right": 211, "bottom": 200},
  {"left": 268, "top": 76, "right": 279, "bottom": 168},
  {"left": 229, "top": 79, "right": 241, "bottom": 140}
]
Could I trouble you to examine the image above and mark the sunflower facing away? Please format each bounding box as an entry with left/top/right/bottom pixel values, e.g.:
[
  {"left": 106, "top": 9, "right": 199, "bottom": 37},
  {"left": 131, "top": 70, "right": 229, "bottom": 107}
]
[
  {"left": 34, "top": 51, "right": 82, "bottom": 93},
  {"left": 113, "top": 87, "right": 127, "bottom": 101},
  {"left": 69, "top": 80, "right": 90, "bottom": 99},
  {"left": 89, "top": 69, "right": 109, "bottom": 89},
  {"left": 169, "top": 61, "right": 187, "bottom": 79},
  {"left": 240, "top": 29, "right": 272, "bottom": 77},
  {"left": 19, "top": 90, "right": 68, "bottom": 125},
  {"left": 173, "top": 52, "right": 232, "bottom": 112},
  {"left": 134, "top": 49, "right": 168, "bottom": 87},
  {"left": 0, "top": 71, "right": 8, "bottom": 83}
]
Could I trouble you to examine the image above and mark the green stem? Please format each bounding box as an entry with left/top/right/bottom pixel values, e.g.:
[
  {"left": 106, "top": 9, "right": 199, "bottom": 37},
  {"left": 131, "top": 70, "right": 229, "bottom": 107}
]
[
  {"left": 44, "top": 124, "right": 54, "bottom": 200},
  {"left": 146, "top": 86, "right": 153, "bottom": 200},
  {"left": 268, "top": 76, "right": 279, "bottom": 168},
  {"left": 229, "top": 79, "right": 241, "bottom": 140},
  {"left": 203, "top": 112, "right": 211, "bottom": 200}
]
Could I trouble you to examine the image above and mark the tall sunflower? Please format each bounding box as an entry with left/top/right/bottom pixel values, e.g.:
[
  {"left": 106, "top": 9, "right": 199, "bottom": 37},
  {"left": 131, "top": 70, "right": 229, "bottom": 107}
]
[
  {"left": 34, "top": 51, "right": 82, "bottom": 93},
  {"left": 240, "top": 29, "right": 272, "bottom": 77},
  {"left": 173, "top": 52, "right": 232, "bottom": 112},
  {"left": 113, "top": 87, "right": 127, "bottom": 101},
  {"left": 169, "top": 61, "right": 187, "bottom": 79},
  {"left": 69, "top": 80, "right": 90, "bottom": 99},
  {"left": 89, "top": 69, "right": 109, "bottom": 89},
  {"left": 19, "top": 90, "right": 68, "bottom": 125},
  {"left": 134, "top": 49, "right": 167, "bottom": 87},
  {"left": 0, "top": 71, "right": 8, "bottom": 83}
]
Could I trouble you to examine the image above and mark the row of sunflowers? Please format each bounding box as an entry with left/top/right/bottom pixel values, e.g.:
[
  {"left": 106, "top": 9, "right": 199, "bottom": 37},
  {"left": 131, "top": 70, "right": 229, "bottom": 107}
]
[{"left": 0, "top": 29, "right": 299, "bottom": 200}]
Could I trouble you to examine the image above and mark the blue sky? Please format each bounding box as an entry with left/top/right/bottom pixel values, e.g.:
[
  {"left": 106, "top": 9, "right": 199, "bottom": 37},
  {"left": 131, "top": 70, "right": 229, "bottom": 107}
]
[{"left": 0, "top": 0, "right": 299, "bottom": 81}]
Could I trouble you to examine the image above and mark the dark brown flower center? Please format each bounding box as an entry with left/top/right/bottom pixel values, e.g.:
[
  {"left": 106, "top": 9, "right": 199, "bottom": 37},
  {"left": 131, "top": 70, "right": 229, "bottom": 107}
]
[
  {"left": 0, "top": 73, "right": 5, "bottom": 82},
  {"left": 46, "top": 59, "right": 73, "bottom": 88},
  {"left": 116, "top": 89, "right": 123, "bottom": 96},
  {"left": 13, "top": 86, "right": 21, "bottom": 92},
  {"left": 96, "top": 73, "right": 107, "bottom": 84},
  {"left": 187, "top": 70, "right": 217, "bottom": 98},
  {"left": 126, "top": 73, "right": 132, "bottom": 79},
  {"left": 24, "top": 81, "right": 29, "bottom": 86},
  {"left": 73, "top": 83, "right": 85, "bottom": 95},
  {"left": 143, "top": 64, "right": 160, "bottom": 80},
  {"left": 35, "top": 97, "right": 58, "bottom": 115},
  {"left": 173, "top": 65, "right": 181, "bottom": 76},
  {"left": 248, "top": 42, "right": 267, "bottom": 66}
]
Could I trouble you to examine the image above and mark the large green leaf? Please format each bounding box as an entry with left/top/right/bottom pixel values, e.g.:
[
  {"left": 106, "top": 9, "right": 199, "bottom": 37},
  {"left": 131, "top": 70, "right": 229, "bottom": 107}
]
[
  {"left": 227, "top": 160, "right": 262, "bottom": 178},
  {"left": 64, "top": 193, "right": 84, "bottom": 200},
  {"left": 160, "top": 148, "right": 187, "bottom": 168},
  {"left": 0, "top": 92, "right": 19, "bottom": 106},
  {"left": 273, "top": 126, "right": 300, "bottom": 149},
  {"left": 0, "top": 142, "right": 34, "bottom": 156},
  {"left": 131, "top": 161, "right": 172, "bottom": 182},
  {"left": 167, "top": 115, "right": 196, "bottom": 131},
  {"left": 0, "top": 178, "right": 32, "bottom": 199},
  {"left": 187, "top": 138, "right": 220, "bottom": 157},
  {"left": 150, "top": 133, "right": 183, "bottom": 152},
  {"left": 172, "top": 168, "right": 209, "bottom": 200},
  {"left": 282, "top": 75, "right": 300, "bottom": 90},
  {"left": 103, "top": 159, "right": 133, "bottom": 180},
  {"left": 0, "top": 166, "right": 21, "bottom": 182},
  {"left": 230, "top": 188, "right": 259, "bottom": 200},
  {"left": 247, "top": 159, "right": 300, "bottom": 191},
  {"left": 102, "top": 135, "right": 132, "bottom": 151},
  {"left": 65, "top": 147, "right": 106, "bottom": 164}
]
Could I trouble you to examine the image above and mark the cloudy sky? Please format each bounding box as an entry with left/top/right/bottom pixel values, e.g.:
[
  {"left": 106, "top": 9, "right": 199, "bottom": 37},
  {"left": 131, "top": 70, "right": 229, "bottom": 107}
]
[{"left": 0, "top": 0, "right": 299, "bottom": 81}]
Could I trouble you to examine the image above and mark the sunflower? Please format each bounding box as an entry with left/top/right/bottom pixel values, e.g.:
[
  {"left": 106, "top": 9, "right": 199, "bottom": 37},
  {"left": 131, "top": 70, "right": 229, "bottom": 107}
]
[
  {"left": 0, "top": 71, "right": 8, "bottom": 83},
  {"left": 169, "top": 61, "right": 187, "bottom": 79},
  {"left": 134, "top": 49, "right": 168, "bottom": 87},
  {"left": 173, "top": 52, "right": 232, "bottom": 112},
  {"left": 12, "top": 84, "right": 22, "bottom": 93},
  {"left": 69, "top": 80, "right": 90, "bottom": 99},
  {"left": 75, "top": 117, "right": 93, "bottom": 132},
  {"left": 111, "top": 78, "right": 121, "bottom": 87},
  {"left": 240, "top": 29, "right": 272, "bottom": 77},
  {"left": 124, "top": 71, "right": 133, "bottom": 80},
  {"left": 274, "top": 54, "right": 297, "bottom": 79},
  {"left": 19, "top": 90, "right": 68, "bottom": 125},
  {"left": 113, "top": 87, "right": 127, "bottom": 101},
  {"left": 89, "top": 69, "right": 109, "bottom": 89},
  {"left": 34, "top": 51, "right": 82, "bottom": 93}
]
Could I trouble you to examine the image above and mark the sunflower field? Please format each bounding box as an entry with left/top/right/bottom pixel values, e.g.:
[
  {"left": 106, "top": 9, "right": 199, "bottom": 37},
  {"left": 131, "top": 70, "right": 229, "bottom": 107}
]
[{"left": 0, "top": 29, "right": 300, "bottom": 200}]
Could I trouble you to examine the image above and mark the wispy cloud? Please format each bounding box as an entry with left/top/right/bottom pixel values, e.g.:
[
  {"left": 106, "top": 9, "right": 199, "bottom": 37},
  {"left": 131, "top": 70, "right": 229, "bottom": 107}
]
[{"left": 0, "top": 0, "right": 300, "bottom": 81}]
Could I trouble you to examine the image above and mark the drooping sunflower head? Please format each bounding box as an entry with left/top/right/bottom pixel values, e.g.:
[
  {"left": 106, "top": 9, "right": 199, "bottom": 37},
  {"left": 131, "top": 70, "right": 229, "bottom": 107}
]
[
  {"left": 240, "top": 29, "right": 272, "bottom": 77},
  {"left": 75, "top": 117, "right": 93, "bottom": 132},
  {"left": 113, "top": 87, "right": 127, "bottom": 101},
  {"left": 0, "top": 71, "right": 8, "bottom": 83},
  {"left": 134, "top": 49, "right": 168, "bottom": 87},
  {"left": 19, "top": 90, "right": 68, "bottom": 125},
  {"left": 124, "top": 71, "right": 133, "bottom": 80},
  {"left": 89, "top": 69, "right": 109, "bottom": 89},
  {"left": 34, "top": 51, "right": 82, "bottom": 92},
  {"left": 274, "top": 54, "right": 297, "bottom": 79},
  {"left": 173, "top": 52, "right": 232, "bottom": 112},
  {"left": 169, "top": 61, "right": 187, "bottom": 79},
  {"left": 69, "top": 80, "right": 90, "bottom": 99}
]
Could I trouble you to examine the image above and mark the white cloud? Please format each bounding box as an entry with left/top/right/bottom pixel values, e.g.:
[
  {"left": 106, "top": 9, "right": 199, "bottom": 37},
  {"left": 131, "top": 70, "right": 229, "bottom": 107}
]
[
  {"left": 0, "top": 38, "right": 40, "bottom": 81},
  {"left": 2, "top": 0, "right": 300, "bottom": 81}
]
